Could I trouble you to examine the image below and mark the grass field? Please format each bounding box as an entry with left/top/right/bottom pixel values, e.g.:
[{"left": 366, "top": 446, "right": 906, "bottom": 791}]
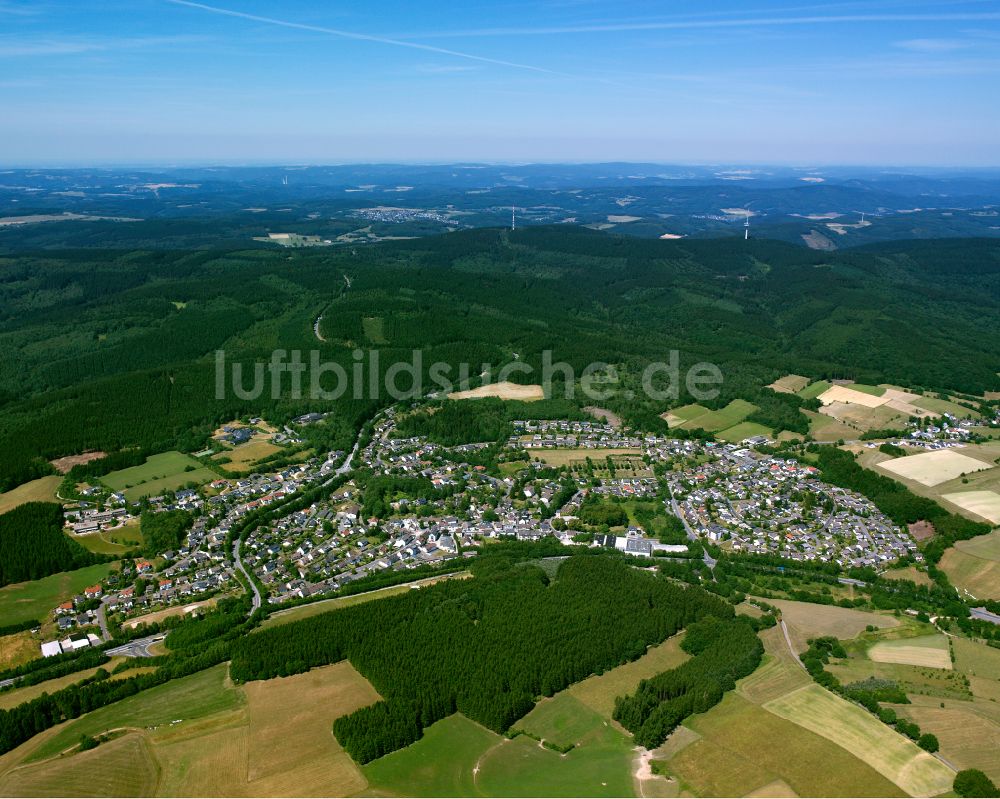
[
  {"left": 259, "top": 572, "right": 471, "bottom": 630},
  {"left": 803, "top": 409, "right": 858, "bottom": 442},
  {"left": 1, "top": 661, "right": 381, "bottom": 797},
  {"left": 0, "top": 733, "right": 159, "bottom": 798},
  {"left": 362, "top": 315, "right": 389, "bottom": 345},
  {"left": 763, "top": 684, "right": 954, "bottom": 796},
  {"left": 878, "top": 449, "right": 995, "bottom": 487},
  {"left": 517, "top": 693, "right": 609, "bottom": 750},
  {"left": 566, "top": 634, "right": 688, "bottom": 719},
  {"left": 669, "top": 399, "right": 758, "bottom": 432},
  {"left": 214, "top": 438, "right": 282, "bottom": 473},
  {"left": 882, "top": 564, "right": 934, "bottom": 586},
  {"left": 239, "top": 661, "right": 380, "bottom": 796},
  {"left": 0, "top": 562, "right": 116, "bottom": 627},
  {"left": 0, "top": 476, "right": 60, "bottom": 515},
  {"left": 362, "top": 714, "right": 502, "bottom": 797},
  {"left": 100, "top": 451, "right": 216, "bottom": 501},
  {"left": 477, "top": 726, "right": 634, "bottom": 798},
  {"left": 532, "top": 448, "right": 642, "bottom": 468},
  {"left": 911, "top": 394, "right": 981, "bottom": 417},
  {"left": 0, "top": 659, "right": 126, "bottom": 711},
  {"left": 27, "top": 663, "right": 242, "bottom": 762},
  {"left": 68, "top": 519, "right": 143, "bottom": 556},
  {"left": 895, "top": 700, "right": 1000, "bottom": 784},
  {"left": 954, "top": 636, "right": 1000, "bottom": 680},
  {"left": 736, "top": 626, "right": 811, "bottom": 705},
  {"left": 762, "top": 597, "right": 898, "bottom": 653},
  {"left": 715, "top": 421, "right": 773, "bottom": 443},
  {"left": 768, "top": 374, "right": 810, "bottom": 394},
  {"left": 846, "top": 383, "right": 888, "bottom": 397},
  {"left": 868, "top": 634, "right": 952, "bottom": 669},
  {"left": 666, "top": 692, "right": 905, "bottom": 798},
  {"left": 797, "top": 380, "right": 832, "bottom": 400},
  {"left": 940, "top": 532, "right": 1000, "bottom": 600},
  {"left": 0, "top": 630, "right": 40, "bottom": 672}
]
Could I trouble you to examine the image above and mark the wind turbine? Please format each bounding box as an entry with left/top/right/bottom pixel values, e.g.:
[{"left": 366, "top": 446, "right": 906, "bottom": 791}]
[
  {"left": 511, "top": 206, "right": 516, "bottom": 231},
  {"left": 744, "top": 203, "right": 753, "bottom": 240}
]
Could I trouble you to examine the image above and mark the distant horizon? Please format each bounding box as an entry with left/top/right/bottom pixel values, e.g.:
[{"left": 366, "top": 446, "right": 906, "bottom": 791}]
[{"left": 3, "top": 160, "right": 1000, "bottom": 172}]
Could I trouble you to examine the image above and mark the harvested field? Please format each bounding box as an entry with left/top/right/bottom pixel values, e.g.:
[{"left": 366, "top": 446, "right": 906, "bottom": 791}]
[
  {"left": 448, "top": 381, "right": 544, "bottom": 401},
  {"left": 941, "top": 490, "right": 1000, "bottom": 524},
  {"left": 764, "top": 597, "right": 898, "bottom": 653},
  {"left": 878, "top": 449, "right": 995, "bottom": 487},
  {"left": 895, "top": 702, "right": 1000, "bottom": 784},
  {"left": 584, "top": 406, "right": 622, "bottom": 427},
  {"left": 240, "top": 661, "right": 380, "bottom": 796},
  {"left": 768, "top": 374, "right": 810, "bottom": 394},
  {"left": 0, "top": 476, "right": 61, "bottom": 515},
  {"left": 763, "top": 684, "right": 954, "bottom": 797},
  {"left": 0, "top": 733, "right": 158, "bottom": 798},
  {"left": 941, "top": 532, "right": 1000, "bottom": 600},
  {"left": 868, "top": 634, "right": 952, "bottom": 669},
  {"left": 48, "top": 452, "right": 106, "bottom": 474},
  {"left": 818, "top": 385, "right": 889, "bottom": 408},
  {"left": 803, "top": 409, "right": 857, "bottom": 442},
  {"left": 737, "top": 626, "right": 811, "bottom": 705}
]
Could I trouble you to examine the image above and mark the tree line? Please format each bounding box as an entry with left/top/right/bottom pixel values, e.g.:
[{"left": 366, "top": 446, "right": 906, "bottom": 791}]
[{"left": 229, "top": 553, "right": 734, "bottom": 763}]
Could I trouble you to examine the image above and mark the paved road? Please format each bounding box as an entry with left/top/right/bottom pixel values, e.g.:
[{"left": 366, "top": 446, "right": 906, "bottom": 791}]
[
  {"left": 232, "top": 538, "right": 262, "bottom": 613},
  {"left": 667, "top": 494, "right": 717, "bottom": 570},
  {"left": 972, "top": 607, "right": 1000, "bottom": 625},
  {"left": 0, "top": 677, "right": 19, "bottom": 690},
  {"left": 106, "top": 633, "right": 166, "bottom": 658},
  {"left": 838, "top": 577, "right": 867, "bottom": 588},
  {"left": 96, "top": 598, "right": 112, "bottom": 641}
]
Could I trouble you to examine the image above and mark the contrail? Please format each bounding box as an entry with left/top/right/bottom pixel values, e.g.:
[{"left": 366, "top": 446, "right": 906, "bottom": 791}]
[
  {"left": 165, "top": 0, "right": 576, "bottom": 78},
  {"left": 393, "top": 11, "right": 1000, "bottom": 38}
]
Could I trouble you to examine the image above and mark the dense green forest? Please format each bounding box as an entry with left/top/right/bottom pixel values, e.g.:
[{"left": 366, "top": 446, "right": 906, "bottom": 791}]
[
  {"left": 1, "top": 230, "right": 998, "bottom": 490},
  {"left": 613, "top": 615, "right": 764, "bottom": 747},
  {"left": 230, "top": 554, "right": 733, "bottom": 763},
  {"left": 0, "top": 502, "right": 99, "bottom": 587}
]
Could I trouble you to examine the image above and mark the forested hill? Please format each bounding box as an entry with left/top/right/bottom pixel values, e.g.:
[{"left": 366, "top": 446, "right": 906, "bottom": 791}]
[{"left": 0, "top": 228, "right": 998, "bottom": 489}]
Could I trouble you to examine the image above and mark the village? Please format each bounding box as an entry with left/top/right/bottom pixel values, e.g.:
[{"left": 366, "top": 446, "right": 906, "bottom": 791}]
[{"left": 41, "top": 406, "right": 932, "bottom": 655}]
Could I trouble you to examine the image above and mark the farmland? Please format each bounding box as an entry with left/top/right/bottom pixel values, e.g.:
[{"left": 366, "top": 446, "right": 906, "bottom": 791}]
[
  {"left": 940, "top": 530, "right": 1000, "bottom": 600},
  {"left": 258, "top": 571, "right": 471, "bottom": 630},
  {"left": 68, "top": 519, "right": 143, "bottom": 556},
  {"left": 665, "top": 692, "right": 904, "bottom": 798},
  {"left": 941, "top": 490, "right": 1000, "bottom": 524},
  {"left": 100, "top": 451, "right": 216, "bottom": 501},
  {"left": 213, "top": 438, "right": 282, "bottom": 473},
  {"left": 0, "top": 562, "right": 116, "bottom": 626},
  {"left": 0, "top": 661, "right": 382, "bottom": 797},
  {"left": 0, "top": 477, "right": 60, "bottom": 516},
  {"left": 533, "top": 447, "right": 642, "bottom": 468},
  {"left": 763, "top": 684, "right": 954, "bottom": 796},
  {"left": 0, "top": 630, "right": 39, "bottom": 672},
  {"left": 877, "top": 449, "right": 994, "bottom": 487},
  {"left": 362, "top": 714, "right": 501, "bottom": 797},
  {"left": 715, "top": 421, "right": 773, "bottom": 443},
  {"left": 868, "top": 634, "right": 952, "bottom": 670},
  {"left": 664, "top": 399, "right": 757, "bottom": 432},
  {"left": 768, "top": 374, "right": 810, "bottom": 394}
]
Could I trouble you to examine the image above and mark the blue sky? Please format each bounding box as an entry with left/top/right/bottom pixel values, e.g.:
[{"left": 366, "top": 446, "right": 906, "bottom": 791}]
[{"left": 1, "top": 0, "right": 999, "bottom": 165}]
